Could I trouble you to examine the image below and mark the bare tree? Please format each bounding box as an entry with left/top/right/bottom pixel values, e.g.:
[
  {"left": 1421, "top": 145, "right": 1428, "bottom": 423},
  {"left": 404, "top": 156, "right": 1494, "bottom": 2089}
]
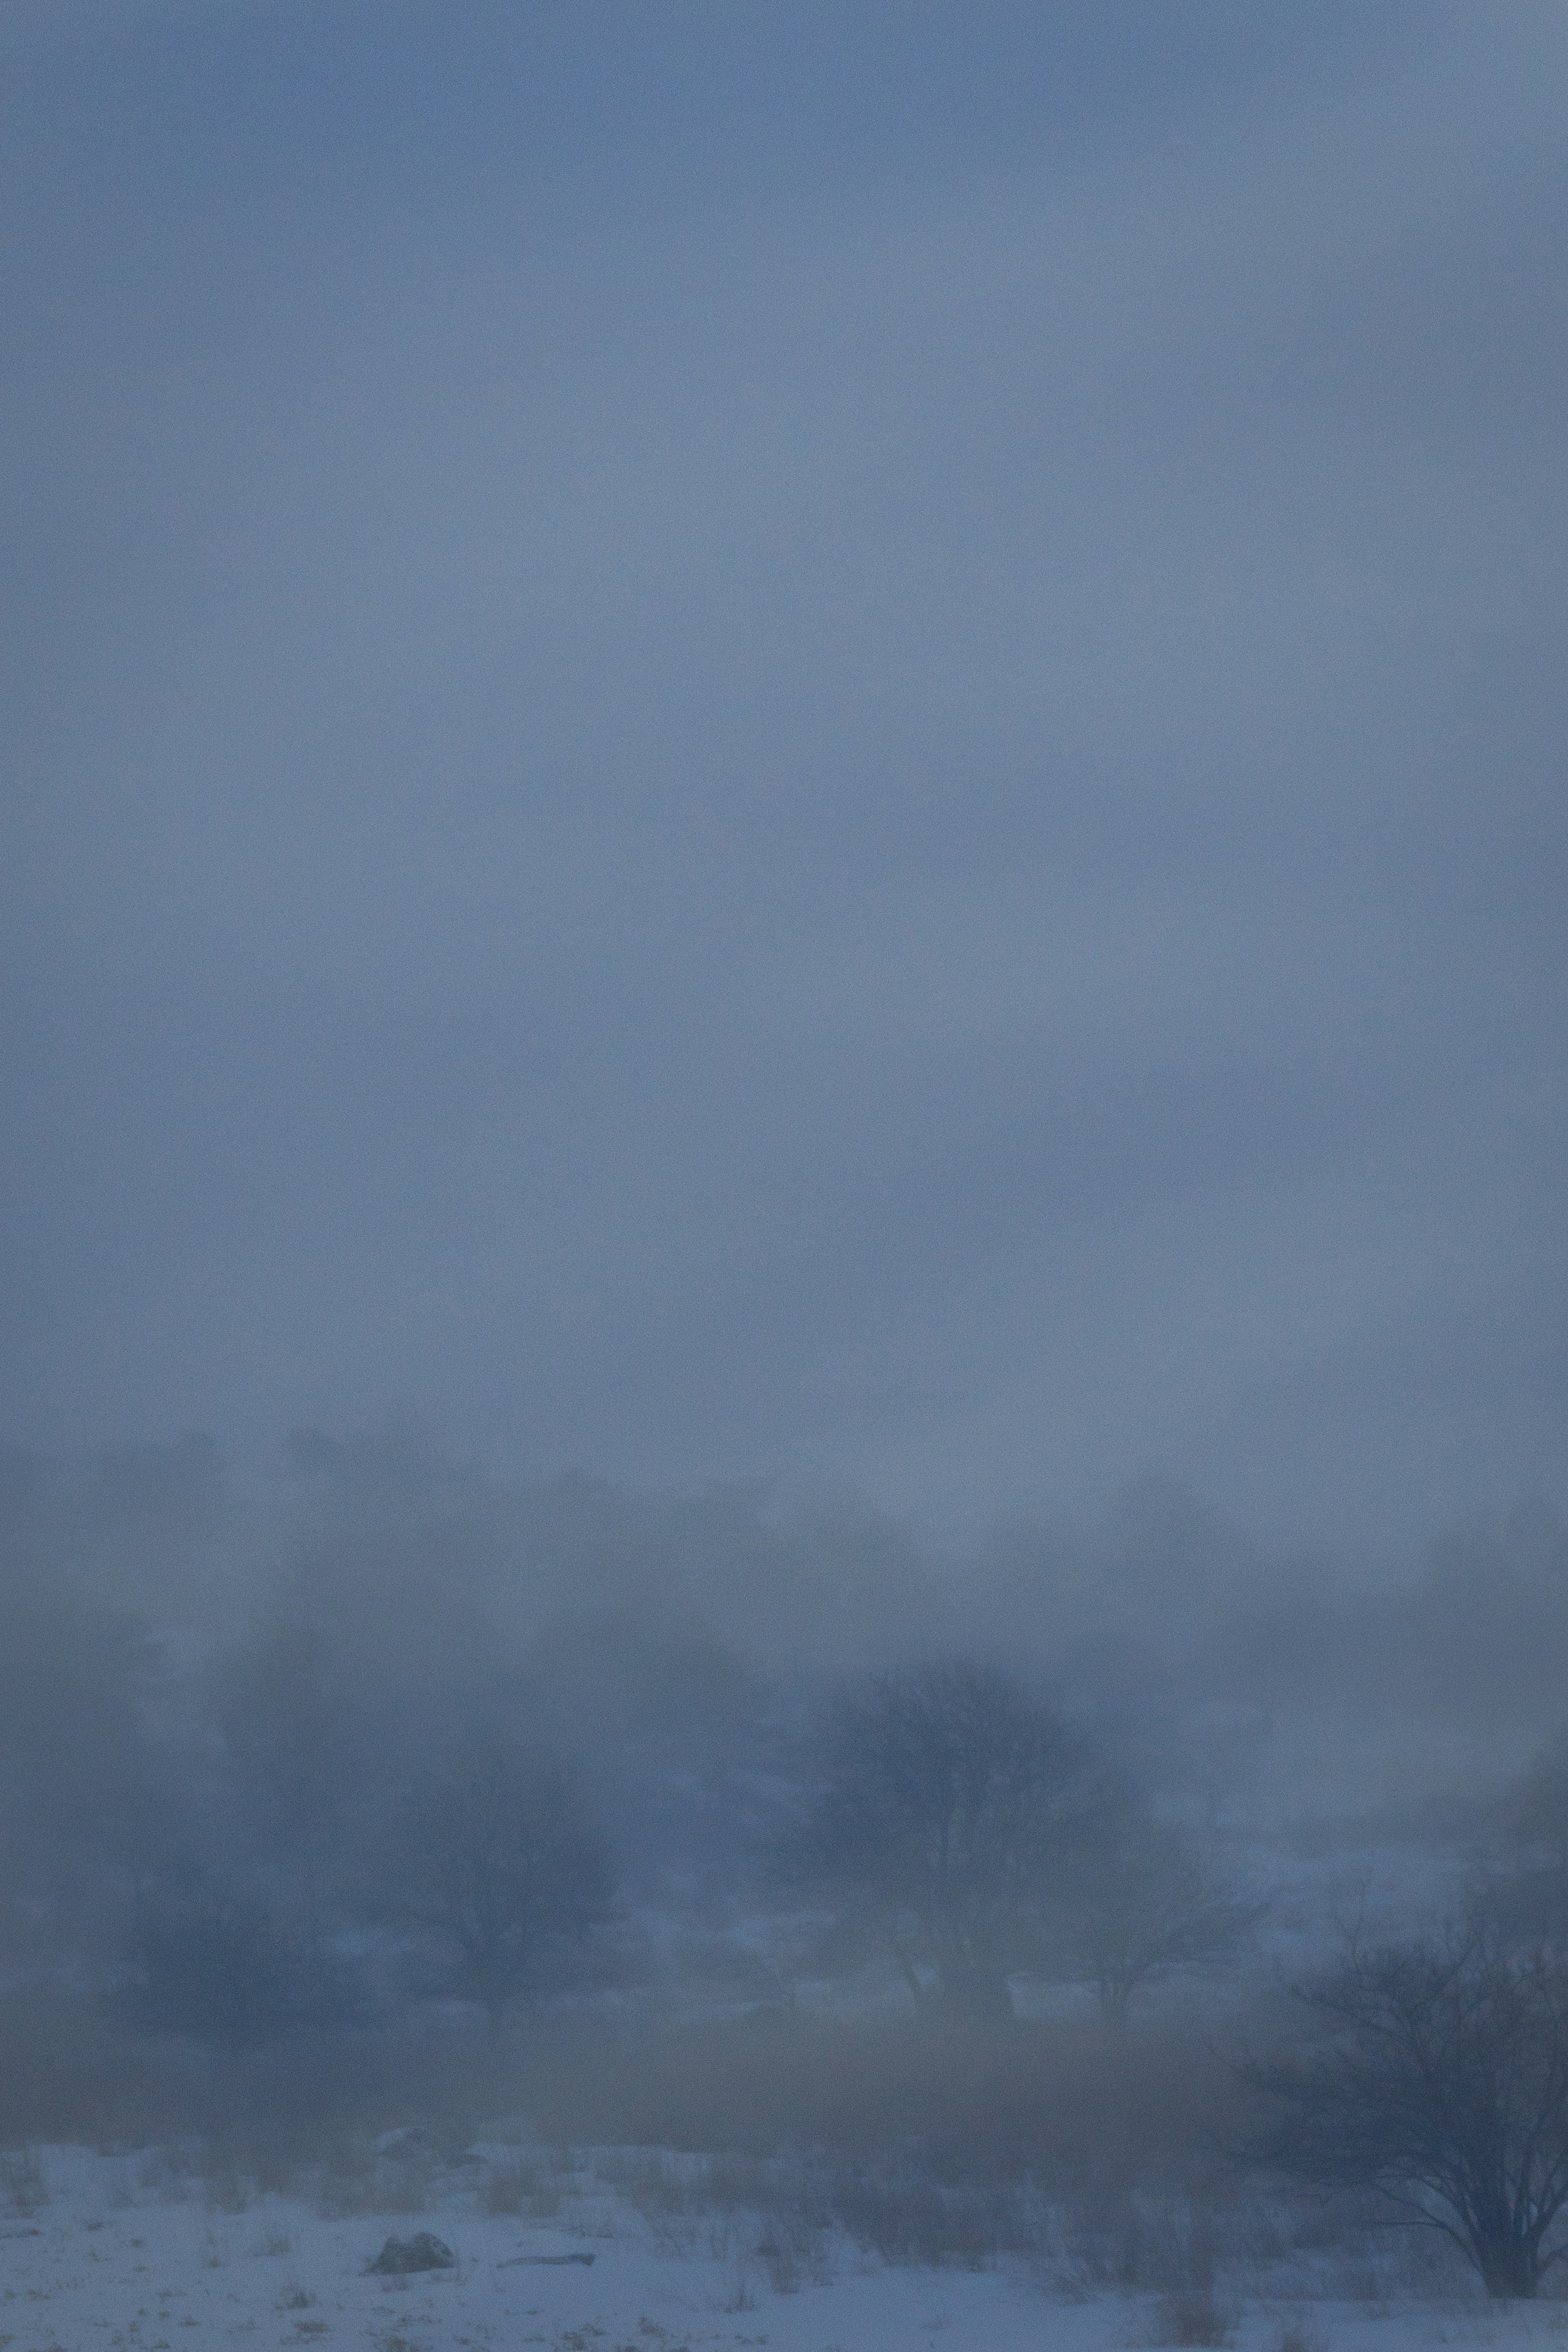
[
  {"left": 1473, "top": 1726, "right": 1568, "bottom": 1949},
  {"left": 1246, "top": 1924, "right": 1568, "bottom": 2299},
  {"left": 212, "top": 1618, "right": 362, "bottom": 1930},
  {"left": 391, "top": 1735, "right": 613, "bottom": 2027},
  {"left": 1062, "top": 1817, "right": 1261, "bottom": 2025},
  {"left": 781, "top": 1660, "right": 1104, "bottom": 2023},
  {"left": 0, "top": 1569, "right": 169, "bottom": 1973},
  {"left": 117, "top": 1867, "right": 366, "bottom": 2050}
]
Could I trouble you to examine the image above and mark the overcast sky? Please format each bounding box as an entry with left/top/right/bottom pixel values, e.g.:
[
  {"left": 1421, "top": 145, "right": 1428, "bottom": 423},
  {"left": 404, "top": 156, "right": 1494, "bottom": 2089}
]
[{"left": 2, "top": 2, "right": 1564, "bottom": 1549}]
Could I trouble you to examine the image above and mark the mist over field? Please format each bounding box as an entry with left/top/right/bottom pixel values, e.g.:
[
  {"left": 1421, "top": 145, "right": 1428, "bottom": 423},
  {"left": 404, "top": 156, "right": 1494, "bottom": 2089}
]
[
  {"left": 2, "top": 1424, "right": 1565, "bottom": 1989},
  {"left": 2, "top": 6, "right": 1565, "bottom": 2339}
]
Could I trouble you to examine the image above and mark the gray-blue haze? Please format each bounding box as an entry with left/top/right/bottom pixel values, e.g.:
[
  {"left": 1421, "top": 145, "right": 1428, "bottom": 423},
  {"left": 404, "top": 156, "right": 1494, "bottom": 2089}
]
[{"left": 3, "top": 3, "right": 1564, "bottom": 1549}]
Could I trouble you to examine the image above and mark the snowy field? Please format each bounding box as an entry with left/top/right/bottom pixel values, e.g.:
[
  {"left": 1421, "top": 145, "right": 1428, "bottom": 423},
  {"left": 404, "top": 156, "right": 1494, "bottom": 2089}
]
[{"left": 4, "top": 2139, "right": 1568, "bottom": 2352}]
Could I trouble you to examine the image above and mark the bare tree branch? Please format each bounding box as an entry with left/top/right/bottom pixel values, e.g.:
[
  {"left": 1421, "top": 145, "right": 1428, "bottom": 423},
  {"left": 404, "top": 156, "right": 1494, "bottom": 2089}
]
[{"left": 1245, "top": 1922, "right": 1568, "bottom": 2299}]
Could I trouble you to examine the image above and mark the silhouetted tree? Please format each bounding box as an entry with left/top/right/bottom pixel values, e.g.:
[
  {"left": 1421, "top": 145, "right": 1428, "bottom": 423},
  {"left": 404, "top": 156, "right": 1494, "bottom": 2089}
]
[
  {"left": 781, "top": 1660, "right": 1104, "bottom": 2023},
  {"left": 1247, "top": 1924, "right": 1568, "bottom": 2299},
  {"left": 1474, "top": 1726, "right": 1568, "bottom": 1949},
  {"left": 390, "top": 1735, "right": 613, "bottom": 2026},
  {"left": 1061, "top": 1816, "right": 1261, "bottom": 2025},
  {"left": 211, "top": 1618, "right": 363, "bottom": 1930},
  {"left": 116, "top": 1871, "right": 367, "bottom": 2050},
  {"left": 0, "top": 1568, "right": 166, "bottom": 1971}
]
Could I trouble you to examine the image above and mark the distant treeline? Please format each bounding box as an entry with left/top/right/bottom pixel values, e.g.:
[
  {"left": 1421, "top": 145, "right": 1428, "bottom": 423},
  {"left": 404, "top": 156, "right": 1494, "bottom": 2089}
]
[{"left": 1, "top": 1429, "right": 1565, "bottom": 2052}]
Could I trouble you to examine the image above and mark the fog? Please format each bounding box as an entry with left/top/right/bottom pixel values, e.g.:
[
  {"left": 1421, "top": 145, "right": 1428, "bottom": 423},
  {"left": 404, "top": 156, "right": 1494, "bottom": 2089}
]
[
  {"left": 4, "top": 1425, "right": 1565, "bottom": 1954},
  {"left": 2, "top": 7, "right": 1566, "bottom": 2303},
  {"left": 4, "top": 3, "right": 1566, "bottom": 1550}
]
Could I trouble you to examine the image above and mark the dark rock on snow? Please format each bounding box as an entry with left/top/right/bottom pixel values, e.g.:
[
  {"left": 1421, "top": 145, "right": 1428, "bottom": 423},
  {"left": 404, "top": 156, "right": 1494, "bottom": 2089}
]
[{"left": 366, "top": 2232, "right": 456, "bottom": 2274}]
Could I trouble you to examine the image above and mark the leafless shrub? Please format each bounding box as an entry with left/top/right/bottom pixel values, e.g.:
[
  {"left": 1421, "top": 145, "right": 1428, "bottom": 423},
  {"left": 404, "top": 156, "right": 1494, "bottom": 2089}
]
[
  {"left": 612, "top": 2138, "right": 1058, "bottom": 2276},
  {"left": 699, "top": 2154, "right": 784, "bottom": 2211},
  {"left": 749, "top": 2201, "right": 834, "bottom": 2293},
  {"left": 138, "top": 2143, "right": 196, "bottom": 2201},
  {"left": 602, "top": 2154, "right": 702, "bottom": 2256},
  {"left": 310, "top": 2133, "right": 437, "bottom": 2218},
  {"left": 1148, "top": 2287, "right": 1238, "bottom": 2347},
  {"left": 1247, "top": 1925, "right": 1568, "bottom": 2300},
  {"left": 1062, "top": 1815, "right": 1264, "bottom": 2027},
  {"left": 1297, "top": 2221, "right": 1466, "bottom": 2305},
  {"left": 202, "top": 2161, "right": 252, "bottom": 2213},
  {"left": 481, "top": 2157, "right": 563, "bottom": 2218},
  {"left": 0, "top": 2146, "right": 48, "bottom": 2214},
  {"left": 1222, "top": 2199, "right": 1290, "bottom": 2266},
  {"left": 780, "top": 1662, "right": 1112, "bottom": 2025},
  {"left": 1062, "top": 2188, "right": 1219, "bottom": 2292},
  {"left": 600, "top": 2148, "right": 832, "bottom": 2277},
  {"left": 605, "top": 2150, "right": 696, "bottom": 2220},
  {"left": 387, "top": 1733, "right": 614, "bottom": 2026},
  {"left": 831, "top": 2167, "right": 1040, "bottom": 2269}
]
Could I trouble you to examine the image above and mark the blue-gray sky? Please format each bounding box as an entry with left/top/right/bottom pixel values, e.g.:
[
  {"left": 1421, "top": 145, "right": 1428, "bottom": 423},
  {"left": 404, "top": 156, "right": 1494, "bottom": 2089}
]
[{"left": 3, "top": 2, "right": 1564, "bottom": 1547}]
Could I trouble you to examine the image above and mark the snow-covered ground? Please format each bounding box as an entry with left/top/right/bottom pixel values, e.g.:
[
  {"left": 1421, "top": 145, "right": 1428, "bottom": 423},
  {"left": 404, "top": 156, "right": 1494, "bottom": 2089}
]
[{"left": 3, "top": 2139, "right": 1566, "bottom": 2352}]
